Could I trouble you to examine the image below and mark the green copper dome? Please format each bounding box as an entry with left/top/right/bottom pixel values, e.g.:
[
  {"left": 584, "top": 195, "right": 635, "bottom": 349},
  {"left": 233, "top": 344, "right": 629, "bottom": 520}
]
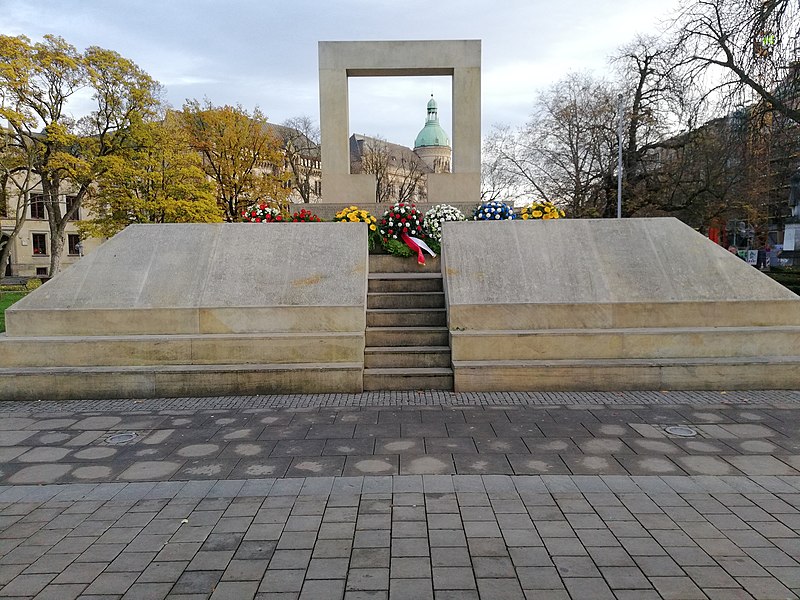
[{"left": 414, "top": 94, "right": 450, "bottom": 148}]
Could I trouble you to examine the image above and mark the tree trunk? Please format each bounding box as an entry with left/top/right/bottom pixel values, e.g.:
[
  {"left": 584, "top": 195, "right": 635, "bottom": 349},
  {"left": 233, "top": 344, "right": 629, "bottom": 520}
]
[
  {"left": 49, "top": 231, "right": 65, "bottom": 276},
  {"left": 0, "top": 237, "right": 11, "bottom": 281},
  {"left": 40, "top": 175, "right": 69, "bottom": 276}
]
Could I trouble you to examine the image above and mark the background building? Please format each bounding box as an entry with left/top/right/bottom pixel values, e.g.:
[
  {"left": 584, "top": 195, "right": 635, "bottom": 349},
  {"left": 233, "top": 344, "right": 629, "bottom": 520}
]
[
  {"left": 349, "top": 95, "right": 452, "bottom": 204},
  {"left": 0, "top": 191, "right": 101, "bottom": 278}
]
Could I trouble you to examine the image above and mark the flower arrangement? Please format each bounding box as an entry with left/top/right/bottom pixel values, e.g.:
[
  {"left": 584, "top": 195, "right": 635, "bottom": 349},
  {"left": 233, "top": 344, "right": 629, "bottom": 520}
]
[
  {"left": 379, "top": 202, "right": 437, "bottom": 264},
  {"left": 519, "top": 201, "right": 566, "bottom": 220},
  {"left": 242, "top": 203, "right": 284, "bottom": 222},
  {"left": 423, "top": 204, "right": 466, "bottom": 242},
  {"left": 334, "top": 205, "right": 380, "bottom": 250},
  {"left": 379, "top": 202, "right": 425, "bottom": 243},
  {"left": 473, "top": 200, "right": 516, "bottom": 221},
  {"left": 290, "top": 208, "right": 322, "bottom": 222},
  {"left": 334, "top": 206, "right": 378, "bottom": 231}
]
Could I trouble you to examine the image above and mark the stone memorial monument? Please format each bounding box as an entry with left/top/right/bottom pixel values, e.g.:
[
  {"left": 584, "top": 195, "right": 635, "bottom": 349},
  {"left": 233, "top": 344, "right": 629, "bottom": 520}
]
[
  {"left": 318, "top": 40, "right": 481, "bottom": 205},
  {"left": 1, "top": 39, "right": 800, "bottom": 398}
]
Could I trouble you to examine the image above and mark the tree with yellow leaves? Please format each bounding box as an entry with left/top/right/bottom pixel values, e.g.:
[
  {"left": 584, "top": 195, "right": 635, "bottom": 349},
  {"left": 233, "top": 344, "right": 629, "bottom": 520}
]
[
  {"left": 80, "top": 111, "right": 222, "bottom": 238},
  {"left": 179, "top": 100, "right": 290, "bottom": 221},
  {"left": 0, "top": 34, "right": 161, "bottom": 274}
]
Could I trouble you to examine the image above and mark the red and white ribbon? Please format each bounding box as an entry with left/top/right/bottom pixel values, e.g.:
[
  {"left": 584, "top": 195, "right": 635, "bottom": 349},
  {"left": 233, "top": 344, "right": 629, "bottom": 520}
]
[{"left": 400, "top": 231, "right": 437, "bottom": 265}]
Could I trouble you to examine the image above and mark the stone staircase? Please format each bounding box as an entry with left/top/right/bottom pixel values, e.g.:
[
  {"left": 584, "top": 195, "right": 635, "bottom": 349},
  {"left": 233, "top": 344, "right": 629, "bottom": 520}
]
[{"left": 364, "top": 255, "right": 453, "bottom": 391}]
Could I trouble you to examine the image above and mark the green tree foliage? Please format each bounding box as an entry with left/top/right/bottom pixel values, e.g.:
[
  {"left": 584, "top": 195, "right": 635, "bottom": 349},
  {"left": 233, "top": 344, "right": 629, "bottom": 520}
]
[
  {"left": 179, "top": 100, "right": 290, "bottom": 221},
  {"left": 81, "top": 112, "right": 222, "bottom": 238},
  {"left": 0, "top": 34, "right": 161, "bottom": 274}
]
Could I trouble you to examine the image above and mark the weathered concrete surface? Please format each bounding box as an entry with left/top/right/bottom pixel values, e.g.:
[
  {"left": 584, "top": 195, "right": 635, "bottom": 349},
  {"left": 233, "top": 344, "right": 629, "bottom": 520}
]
[
  {"left": 318, "top": 40, "right": 480, "bottom": 203},
  {"left": 442, "top": 218, "right": 800, "bottom": 391},
  {"left": 0, "top": 223, "right": 368, "bottom": 398},
  {"left": 0, "top": 332, "right": 365, "bottom": 367},
  {"left": 0, "top": 363, "right": 364, "bottom": 400},
  {"left": 7, "top": 223, "right": 368, "bottom": 335},
  {"left": 443, "top": 218, "right": 798, "bottom": 317}
]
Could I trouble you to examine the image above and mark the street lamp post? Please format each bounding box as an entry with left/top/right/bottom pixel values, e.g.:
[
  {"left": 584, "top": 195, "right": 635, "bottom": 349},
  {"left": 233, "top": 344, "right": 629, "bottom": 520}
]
[{"left": 617, "top": 93, "right": 623, "bottom": 219}]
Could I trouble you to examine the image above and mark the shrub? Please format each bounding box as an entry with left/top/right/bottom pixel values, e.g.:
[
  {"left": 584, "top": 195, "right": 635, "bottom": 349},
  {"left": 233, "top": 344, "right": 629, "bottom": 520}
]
[
  {"left": 24, "top": 278, "right": 42, "bottom": 290},
  {"left": 383, "top": 238, "right": 415, "bottom": 258}
]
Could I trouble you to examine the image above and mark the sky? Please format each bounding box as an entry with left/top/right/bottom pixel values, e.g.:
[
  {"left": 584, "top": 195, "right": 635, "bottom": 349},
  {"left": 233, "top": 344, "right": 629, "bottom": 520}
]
[{"left": 2, "top": 0, "right": 680, "bottom": 148}]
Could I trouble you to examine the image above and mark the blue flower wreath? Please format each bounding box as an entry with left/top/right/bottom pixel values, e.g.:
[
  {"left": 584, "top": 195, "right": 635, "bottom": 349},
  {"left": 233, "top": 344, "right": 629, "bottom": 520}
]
[{"left": 473, "top": 200, "right": 516, "bottom": 221}]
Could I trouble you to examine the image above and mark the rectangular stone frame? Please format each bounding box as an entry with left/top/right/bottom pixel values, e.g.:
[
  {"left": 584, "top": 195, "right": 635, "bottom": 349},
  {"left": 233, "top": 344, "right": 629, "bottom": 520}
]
[{"left": 318, "top": 40, "right": 481, "bottom": 204}]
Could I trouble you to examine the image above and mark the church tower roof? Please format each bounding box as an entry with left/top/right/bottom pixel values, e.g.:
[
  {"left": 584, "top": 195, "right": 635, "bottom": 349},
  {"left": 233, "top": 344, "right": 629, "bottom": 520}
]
[{"left": 414, "top": 94, "right": 450, "bottom": 149}]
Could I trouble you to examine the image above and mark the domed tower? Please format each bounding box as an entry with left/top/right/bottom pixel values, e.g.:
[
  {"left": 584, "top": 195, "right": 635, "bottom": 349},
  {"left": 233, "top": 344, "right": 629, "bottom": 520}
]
[{"left": 414, "top": 95, "right": 451, "bottom": 173}]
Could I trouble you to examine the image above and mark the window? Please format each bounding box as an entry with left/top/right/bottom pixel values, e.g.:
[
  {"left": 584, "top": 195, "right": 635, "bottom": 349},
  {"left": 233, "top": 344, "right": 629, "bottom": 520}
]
[
  {"left": 68, "top": 234, "right": 81, "bottom": 256},
  {"left": 30, "top": 194, "right": 46, "bottom": 220},
  {"left": 65, "top": 195, "right": 79, "bottom": 221},
  {"left": 36, "top": 267, "right": 48, "bottom": 276},
  {"left": 314, "top": 180, "right": 322, "bottom": 196},
  {"left": 32, "top": 233, "right": 47, "bottom": 256}
]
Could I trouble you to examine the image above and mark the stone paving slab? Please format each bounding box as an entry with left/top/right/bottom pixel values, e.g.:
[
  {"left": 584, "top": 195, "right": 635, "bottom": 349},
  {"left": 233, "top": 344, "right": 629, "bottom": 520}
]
[
  {"left": 0, "top": 399, "right": 797, "bottom": 485},
  {"left": 0, "top": 392, "right": 796, "bottom": 598},
  {"left": 0, "top": 475, "right": 796, "bottom": 599},
  {"left": 0, "top": 390, "right": 799, "bottom": 413}
]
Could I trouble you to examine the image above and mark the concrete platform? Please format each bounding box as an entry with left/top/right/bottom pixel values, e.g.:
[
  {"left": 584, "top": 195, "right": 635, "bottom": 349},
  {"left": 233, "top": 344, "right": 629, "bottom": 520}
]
[
  {"left": 442, "top": 218, "right": 800, "bottom": 391},
  {"left": 7, "top": 223, "right": 368, "bottom": 336},
  {"left": 0, "top": 223, "right": 369, "bottom": 398}
]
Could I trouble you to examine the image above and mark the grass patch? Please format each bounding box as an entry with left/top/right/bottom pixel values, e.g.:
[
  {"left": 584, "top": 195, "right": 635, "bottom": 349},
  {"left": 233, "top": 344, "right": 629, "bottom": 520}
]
[{"left": 0, "top": 292, "right": 27, "bottom": 333}]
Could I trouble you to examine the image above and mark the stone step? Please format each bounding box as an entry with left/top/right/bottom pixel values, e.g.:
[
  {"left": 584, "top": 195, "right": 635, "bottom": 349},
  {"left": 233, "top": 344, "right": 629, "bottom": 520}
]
[
  {"left": 366, "top": 327, "right": 449, "bottom": 347},
  {"left": 452, "top": 355, "right": 800, "bottom": 391},
  {"left": 367, "top": 308, "right": 447, "bottom": 328},
  {"left": 6, "top": 305, "right": 366, "bottom": 337},
  {"left": 0, "top": 332, "right": 364, "bottom": 368},
  {"left": 448, "top": 299, "right": 800, "bottom": 331},
  {"left": 364, "top": 346, "right": 452, "bottom": 368},
  {"left": 363, "top": 367, "right": 454, "bottom": 391},
  {"left": 369, "top": 254, "right": 441, "bottom": 274},
  {"left": 367, "top": 292, "right": 445, "bottom": 310},
  {"left": 0, "top": 362, "right": 365, "bottom": 401},
  {"left": 450, "top": 325, "right": 800, "bottom": 361},
  {"left": 368, "top": 273, "right": 443, "bottom": 293}
]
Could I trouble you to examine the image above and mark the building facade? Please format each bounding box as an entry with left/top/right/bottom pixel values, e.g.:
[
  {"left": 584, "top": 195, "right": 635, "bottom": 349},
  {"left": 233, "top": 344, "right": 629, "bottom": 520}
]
[
  {"left": 349, "top": 95, "right": 452, "bottom": 204},
  {"left": 0, "top": 191, "right": 102, "bottom": 278}
]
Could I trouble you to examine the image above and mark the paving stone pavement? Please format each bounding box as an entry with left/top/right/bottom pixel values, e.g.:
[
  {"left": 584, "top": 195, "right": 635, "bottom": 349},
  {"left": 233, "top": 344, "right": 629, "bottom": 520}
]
[{"left": 0, "top": 391, "right": 796, "bottom": 599}]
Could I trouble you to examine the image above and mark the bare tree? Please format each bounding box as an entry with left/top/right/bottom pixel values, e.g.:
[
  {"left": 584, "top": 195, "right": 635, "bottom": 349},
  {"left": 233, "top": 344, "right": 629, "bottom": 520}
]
[
  {"left": 672, "top": 0, "right": 800, "bottom": 124},
  {"left": 481, "top": 134, "right": 518, "bottom": 202},
  {"left": 280, "top": 116, "right": 320, "bottom": 203},
  {"left": 353, "top": 135, "right": 427, "bottom": 204},
  {"left": 483, "top": 73, "right": 617, "bottom": 217},
  {"left": 353, "top": 136, "right": 391, "bottom": 203},
  {"left": 653, "top": 116, "right": 747, "bottom": 229},
  {"left": 611, "top": 35, "right": 695, "bottom": 215}
]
